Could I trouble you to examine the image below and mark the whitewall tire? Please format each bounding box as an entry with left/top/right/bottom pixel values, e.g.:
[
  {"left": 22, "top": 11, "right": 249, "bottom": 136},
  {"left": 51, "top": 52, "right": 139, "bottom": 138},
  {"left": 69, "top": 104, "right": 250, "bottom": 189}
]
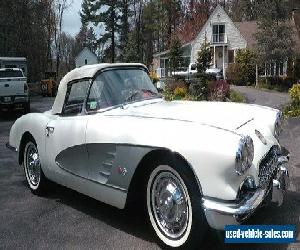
[
  {"left": 146, "top": 161, "right": 207, "bottom": 249},
  {"left": 23, "top": 140, "right": 48, "bottom": 194}
]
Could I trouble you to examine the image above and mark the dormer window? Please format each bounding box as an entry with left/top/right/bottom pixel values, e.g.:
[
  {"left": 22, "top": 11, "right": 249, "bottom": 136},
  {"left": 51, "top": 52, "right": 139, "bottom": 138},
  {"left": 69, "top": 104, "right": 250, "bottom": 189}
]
[{"left": 212, "top": 24, "right": 225, "bottom": 43}]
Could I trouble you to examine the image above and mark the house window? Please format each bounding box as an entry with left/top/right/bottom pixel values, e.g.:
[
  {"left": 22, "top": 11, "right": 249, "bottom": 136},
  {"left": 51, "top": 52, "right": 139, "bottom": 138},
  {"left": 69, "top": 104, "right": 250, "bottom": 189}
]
[
  {"left": 228, "top": 50, "right": 234, "bottom": 63},
  {"left": 270, "top": 62, "right": 275, "bottom": 76},
  {"left": 212, "top": 24, "right": 225, "bottom": 43},
  {"left": 279, "top": 62, "right": 284, "bottom": 76}
]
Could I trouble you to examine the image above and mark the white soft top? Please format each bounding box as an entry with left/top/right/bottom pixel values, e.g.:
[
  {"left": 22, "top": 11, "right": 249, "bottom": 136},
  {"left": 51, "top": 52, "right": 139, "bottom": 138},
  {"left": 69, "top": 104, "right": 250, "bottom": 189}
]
[{"left": 51, "top": 63, "right": 147, "bottom": 114}]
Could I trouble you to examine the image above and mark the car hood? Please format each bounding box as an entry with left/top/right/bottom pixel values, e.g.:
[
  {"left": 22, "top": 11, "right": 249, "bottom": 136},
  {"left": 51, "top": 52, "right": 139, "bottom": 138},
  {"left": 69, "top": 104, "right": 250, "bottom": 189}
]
[{"left": 107, "top": 99, "right": 277, "bottom": 132}]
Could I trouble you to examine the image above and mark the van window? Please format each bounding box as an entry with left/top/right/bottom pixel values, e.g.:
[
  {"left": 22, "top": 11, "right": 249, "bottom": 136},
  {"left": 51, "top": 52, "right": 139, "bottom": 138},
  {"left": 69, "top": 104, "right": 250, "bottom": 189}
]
[{"left": 0, "top": 69, "right": 23, "bottom": 78}]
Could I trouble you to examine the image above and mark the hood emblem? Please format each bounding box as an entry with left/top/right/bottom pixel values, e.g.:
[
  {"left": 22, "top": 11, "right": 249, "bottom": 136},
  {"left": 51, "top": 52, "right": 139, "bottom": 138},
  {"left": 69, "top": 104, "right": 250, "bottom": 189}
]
[{"left": 255, "top": 129, "right": 267, "bottom": 145}]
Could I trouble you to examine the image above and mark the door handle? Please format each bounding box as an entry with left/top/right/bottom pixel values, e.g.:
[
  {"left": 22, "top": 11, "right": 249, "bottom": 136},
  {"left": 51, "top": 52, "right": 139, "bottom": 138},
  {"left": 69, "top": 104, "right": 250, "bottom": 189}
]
[{"left": 46, "top": 126, "right": 55, "bottom": 136}]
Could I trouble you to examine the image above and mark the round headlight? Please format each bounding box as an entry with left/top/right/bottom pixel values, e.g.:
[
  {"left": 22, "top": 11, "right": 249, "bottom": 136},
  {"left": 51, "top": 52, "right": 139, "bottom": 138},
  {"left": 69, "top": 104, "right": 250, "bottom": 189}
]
[
  {"left": 274, "top": 111, "right": 284, "bottom": 139},
  {"left": 235, "top": 136, "right": 254, "bottom": 175}
]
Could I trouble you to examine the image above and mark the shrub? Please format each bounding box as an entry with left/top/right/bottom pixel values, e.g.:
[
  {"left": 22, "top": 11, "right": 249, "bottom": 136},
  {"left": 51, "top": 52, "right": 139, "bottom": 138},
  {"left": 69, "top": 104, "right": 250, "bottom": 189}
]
[
  {"left": 188, "top": 75, "right": 209, "bottom": 101},
  {"left": 258, "top": 77, "right": 294, "bottom": 92},
  {"left": 174, "top": 86, "right": 187, "bottom": 99},
  {"left": 163, "top": 78, "right": 188, "bottom": 101},
  {"left": 227, "top": 49, "right": 257, "bottom": 86},
  {"left": 208, "top": 80, "right": 230, "bottom": 101},
  {"left": 289, "top": 83, "right": 300, "bottom": 104},
  {"left": 283, "top": 84, "right": 300, "bottom": 117},
  {"left": 229, "top": 89, "right": 245, "bottom": 103},
  {"left": 226, "top": 63, "right": 244, "bottom": 85}
]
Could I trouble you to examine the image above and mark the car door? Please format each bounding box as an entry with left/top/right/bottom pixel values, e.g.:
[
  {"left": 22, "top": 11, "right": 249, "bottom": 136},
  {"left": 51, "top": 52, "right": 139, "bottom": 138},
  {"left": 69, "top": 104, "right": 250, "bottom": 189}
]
[{"left": 44, "top": 79, "right": 91, "bottom": 180}]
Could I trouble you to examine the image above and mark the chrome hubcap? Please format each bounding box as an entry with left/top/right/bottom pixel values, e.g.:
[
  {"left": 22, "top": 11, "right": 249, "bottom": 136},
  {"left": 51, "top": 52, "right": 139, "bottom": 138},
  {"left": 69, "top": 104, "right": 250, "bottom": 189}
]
[
  {"left": 151, "top": 171, "right": 189, "bottom": 239},
  {"left": 26, "top": 144, "right": 41, "bottom": 186}
]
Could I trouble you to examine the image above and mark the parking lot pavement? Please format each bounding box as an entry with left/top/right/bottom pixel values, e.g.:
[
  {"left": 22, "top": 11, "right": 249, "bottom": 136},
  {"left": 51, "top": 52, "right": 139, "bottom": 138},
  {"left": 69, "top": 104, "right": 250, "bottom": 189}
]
[{"left": 0, "top": 95, "right": 300, "bottom": 250}]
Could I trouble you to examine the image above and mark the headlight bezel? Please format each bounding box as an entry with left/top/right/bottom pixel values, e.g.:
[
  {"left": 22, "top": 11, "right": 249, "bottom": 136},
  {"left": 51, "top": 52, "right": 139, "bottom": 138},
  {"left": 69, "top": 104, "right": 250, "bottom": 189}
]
[
  {"left": 235, "top": 136, "right": 254, "bottom": 175},
  {"left": 274, "top": 111, "right": 284, "bottom": 139}
]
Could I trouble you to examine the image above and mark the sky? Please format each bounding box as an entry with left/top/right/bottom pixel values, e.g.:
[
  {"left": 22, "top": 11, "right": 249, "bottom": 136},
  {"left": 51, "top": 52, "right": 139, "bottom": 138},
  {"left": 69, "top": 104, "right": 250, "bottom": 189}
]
[{"left": 62, "top": 0, "right": 83, "bottom": 37}]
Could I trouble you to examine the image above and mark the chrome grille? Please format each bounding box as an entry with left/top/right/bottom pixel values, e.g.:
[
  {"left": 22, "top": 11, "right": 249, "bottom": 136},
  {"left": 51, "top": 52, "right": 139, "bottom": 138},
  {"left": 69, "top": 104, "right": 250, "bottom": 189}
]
[{"left": 258, "top": 146, "right": 280, "bottom": 187}]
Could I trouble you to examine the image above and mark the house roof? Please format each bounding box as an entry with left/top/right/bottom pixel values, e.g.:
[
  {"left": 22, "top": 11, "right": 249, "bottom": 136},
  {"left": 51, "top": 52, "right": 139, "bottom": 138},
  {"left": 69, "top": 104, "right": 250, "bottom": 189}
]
[
  {"left": 234, "top": 21, "right": 258, "bottom": 49},
  {"left": 153, "top": 42, "right": 192, "bottom": 57},
  {"left": 75, "top": 47, "right": 97, "bottom": 61},
  {"left": 234, "top": 19, "right": 300, "bottom": 54}
]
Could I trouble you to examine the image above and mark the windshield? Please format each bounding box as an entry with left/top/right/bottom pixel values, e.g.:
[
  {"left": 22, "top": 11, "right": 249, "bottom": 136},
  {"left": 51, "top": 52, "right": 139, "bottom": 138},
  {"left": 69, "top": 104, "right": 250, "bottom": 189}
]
[
  {"left": 86, "top": 68, "right": 160, "bottom": 111},
  {"left": 0, "top": 69, "right": 23, "bottom": 78}
]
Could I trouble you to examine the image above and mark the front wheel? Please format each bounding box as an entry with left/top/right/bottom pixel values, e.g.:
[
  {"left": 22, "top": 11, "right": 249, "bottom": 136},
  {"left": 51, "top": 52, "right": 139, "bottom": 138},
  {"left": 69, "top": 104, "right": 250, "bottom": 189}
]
[
  {"left": 146, "top": 162, "right": 207, "bottom": 249},
  {"left": 23, "top": 140, "right": 48, "bottom": 195}
]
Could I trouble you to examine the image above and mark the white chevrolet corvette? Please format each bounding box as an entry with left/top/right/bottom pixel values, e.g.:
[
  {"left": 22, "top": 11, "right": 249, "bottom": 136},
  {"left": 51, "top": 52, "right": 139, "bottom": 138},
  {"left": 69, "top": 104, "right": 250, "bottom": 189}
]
[{"left": 7, "top": 63, "right": 289, "bottom": 248}]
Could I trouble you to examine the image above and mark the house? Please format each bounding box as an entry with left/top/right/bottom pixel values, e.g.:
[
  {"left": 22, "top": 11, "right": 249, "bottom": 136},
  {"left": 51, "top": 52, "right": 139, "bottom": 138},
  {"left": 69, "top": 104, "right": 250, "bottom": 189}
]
[
  {"left": 153, "top": 5, "right": 300, "bottom": 79},
  {"left": 75, "top": 47, "right": 98, "bottom": 68},
  {"left": 0, "top": 57, "right": 27, "bottom": 76}
]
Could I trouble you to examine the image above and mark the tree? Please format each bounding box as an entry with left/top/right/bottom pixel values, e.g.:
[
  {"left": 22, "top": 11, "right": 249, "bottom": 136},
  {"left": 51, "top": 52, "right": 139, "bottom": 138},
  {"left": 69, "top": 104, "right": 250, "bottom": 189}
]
[
  {"left": 54, "top": 0, "right": 73, "bottom": 80},
  {"left": 169, "top": 36, "right": 183, "bottom": 73},
  {"left": 228, "top": 0, "right": 260, "bottom": 21},
  {"left": 59, "top": 32, "right": 76, "bottom": 76},
  {"left": 80, "top": 0, "right": 92, "bottom": 25},
  {"left": 176, "top": 1, "right": 209, "bottom": 44},
  {"left": 118, "top": 0, "right": 131, "bottom": 61},
  {"left": 227, "top": 49, "right": 257, "bottom": 85},
  {"left": 189, "top": 38, "right": 212, "bottom": 100},
  {"left": 256, "top": 0, "right": 294, "bottom": 76},
  {"left": 0, "top": 0, "right": 57, "bottom": 82},
  {"left": 82, "top": 0, "right": 121, "bottom": 63},
  {"left": 196, "top": 39, "right": 212, "bottom": 73}
]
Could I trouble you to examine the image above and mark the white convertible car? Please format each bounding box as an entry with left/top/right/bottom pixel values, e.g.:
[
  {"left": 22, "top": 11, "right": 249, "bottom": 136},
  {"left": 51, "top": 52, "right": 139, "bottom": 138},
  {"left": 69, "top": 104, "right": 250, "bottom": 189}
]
[{"left": 7, "top": 63, "right": 289, "bottom": 248}]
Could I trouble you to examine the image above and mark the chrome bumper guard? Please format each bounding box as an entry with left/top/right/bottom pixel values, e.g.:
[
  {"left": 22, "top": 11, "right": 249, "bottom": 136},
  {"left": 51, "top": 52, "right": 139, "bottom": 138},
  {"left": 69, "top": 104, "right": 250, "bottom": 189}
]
[{"left": 202, "top": 155, "right": 289, "bottom": 230}]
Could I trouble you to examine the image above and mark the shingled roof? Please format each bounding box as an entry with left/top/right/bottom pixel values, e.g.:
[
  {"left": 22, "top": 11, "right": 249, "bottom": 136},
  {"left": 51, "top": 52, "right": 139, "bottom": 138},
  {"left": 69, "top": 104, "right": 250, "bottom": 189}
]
[
  {"left": 234, "top": 19, "right": 300, "bottom": 54},
  {"left": 234, "top": 21, "right": 258, "bottom": 49}
]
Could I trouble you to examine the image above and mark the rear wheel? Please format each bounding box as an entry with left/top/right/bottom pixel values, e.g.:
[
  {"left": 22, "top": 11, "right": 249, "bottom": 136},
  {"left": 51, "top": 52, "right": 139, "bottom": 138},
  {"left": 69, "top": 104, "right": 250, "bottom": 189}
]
[
  {"left": 23, "top": 140, "right": 48, "bottom": 195},
  {"left": 146, "top": 160, "right": 207, "bottom": 249}
]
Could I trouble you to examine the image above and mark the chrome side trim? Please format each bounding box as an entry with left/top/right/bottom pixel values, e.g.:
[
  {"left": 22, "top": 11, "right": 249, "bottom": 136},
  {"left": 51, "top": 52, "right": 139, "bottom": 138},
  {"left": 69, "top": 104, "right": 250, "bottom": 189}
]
[
  {"left": 55, "top": 162, "right": 127, "bottom": 193},
  {"left": 6, "top": 142, "right": 18, "bottom": 152}
]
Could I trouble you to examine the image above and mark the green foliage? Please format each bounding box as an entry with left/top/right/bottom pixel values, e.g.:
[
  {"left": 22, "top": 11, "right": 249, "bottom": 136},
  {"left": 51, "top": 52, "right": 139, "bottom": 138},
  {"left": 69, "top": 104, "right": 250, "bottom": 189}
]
[
  {"left": 188, "top": 77, "right": 209, "bottom": 101},
  {"left": 256, "top": 0, "right": 294, "bottom": 65},
  {"left": 169, "top": 36, "right": 183, "bottom": 72},
  {"left": 81, "top": 0, "right": 123, "bottom": 63},
  {"left": 226, "top": 63, "right": 244, "bottom": 85},
  {"left": 163, "top": 78, "right": 187, "bottom": 101},
  {"left": 229, "top": 89, "right": 246, "bottom": 103},
  {"left": 257, "top": 77, "right": 294, "bottom": 92},
  {"left": 283, "top": 84, "right": 300, "bottom": 117},
  {"left": 227, "top": 49, "right": 257, "bottom": 85},
  {"left": 196, "top": 41, "right": 212, "bottom": 73},
  {"left": 123, "top": 31, "right": 140, "bottom": 63},
  {"left": 289, "top": 84, "right": 300, "bottom": 103}
]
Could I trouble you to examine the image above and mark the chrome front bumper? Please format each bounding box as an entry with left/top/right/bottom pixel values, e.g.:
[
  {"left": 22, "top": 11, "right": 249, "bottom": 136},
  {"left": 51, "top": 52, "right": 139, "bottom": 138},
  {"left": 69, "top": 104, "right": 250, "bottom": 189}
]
[{"left": 202, "top": 155, "right": 289, "bottom": 230}]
